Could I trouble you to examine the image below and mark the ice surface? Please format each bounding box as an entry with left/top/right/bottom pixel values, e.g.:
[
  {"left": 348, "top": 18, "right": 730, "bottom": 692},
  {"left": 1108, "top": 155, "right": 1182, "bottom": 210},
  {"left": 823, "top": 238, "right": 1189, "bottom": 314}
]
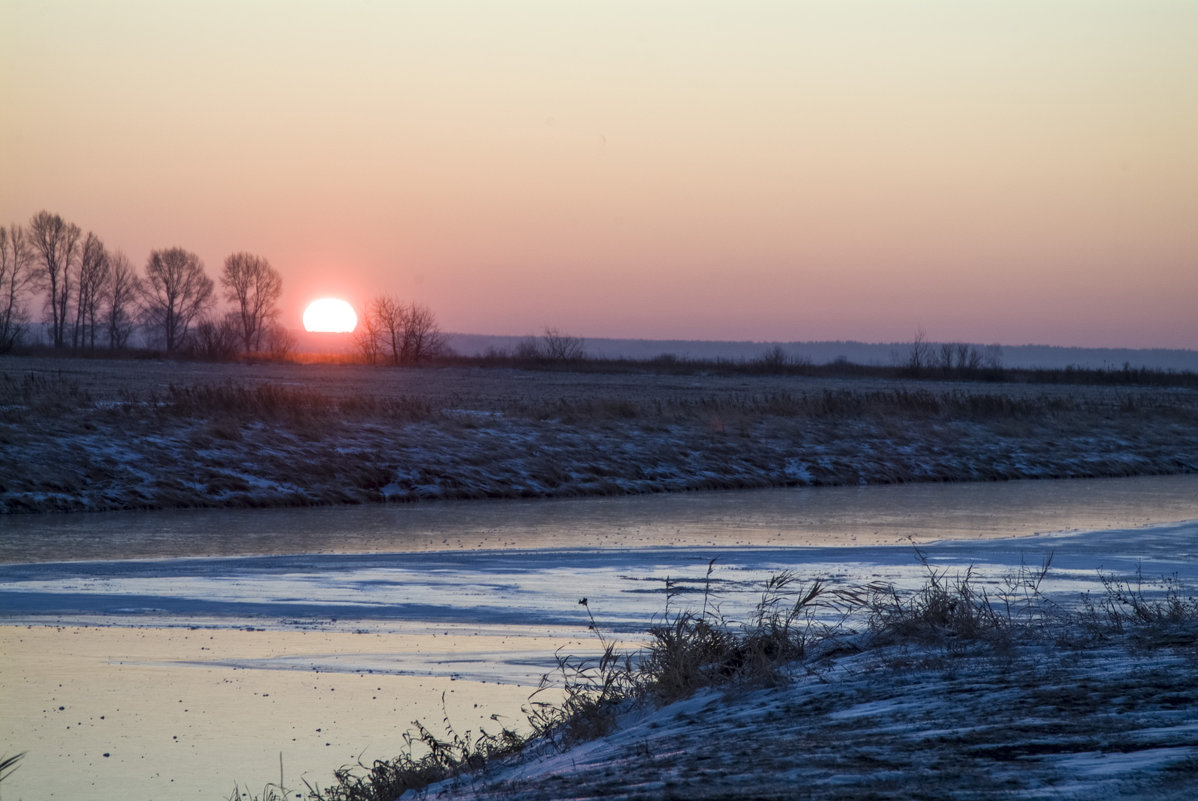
[{"left": 2, "top": 493, "right": 1196, "bottom": 800}]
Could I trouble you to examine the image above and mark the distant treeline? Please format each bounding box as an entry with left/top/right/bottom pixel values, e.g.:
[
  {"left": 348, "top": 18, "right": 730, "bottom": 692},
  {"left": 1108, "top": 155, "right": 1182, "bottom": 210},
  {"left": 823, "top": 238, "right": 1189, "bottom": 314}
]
[
  {"left": 433, "top": 345, "right": 1198, "bottom": 390},
  {"left": 5, "top": 328, "right": 1198, "bottom": 389},
  {"left": 443, "top": 333, "right": 1198, "bottom": 373}
]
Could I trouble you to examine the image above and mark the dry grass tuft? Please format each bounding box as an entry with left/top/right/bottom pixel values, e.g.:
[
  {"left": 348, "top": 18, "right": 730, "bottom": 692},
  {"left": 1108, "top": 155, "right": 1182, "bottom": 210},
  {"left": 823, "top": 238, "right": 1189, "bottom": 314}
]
[
  {"left": 524, "top": 606, "right": 639, "bottom": 748},
  {"left": 1080, "top": 567, "right": 1198, "bottom": 643},
  {"left": 643, "top": 563, "right": 853, "bottom": 702},
  {"left": 862, "top": 551, "right": 1057, "bottom": 647}
]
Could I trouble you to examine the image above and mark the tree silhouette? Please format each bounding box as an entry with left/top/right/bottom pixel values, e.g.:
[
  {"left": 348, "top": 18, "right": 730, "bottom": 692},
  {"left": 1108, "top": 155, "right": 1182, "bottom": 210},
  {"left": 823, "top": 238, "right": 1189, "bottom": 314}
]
[
  {"left": 0, "top": 224, "right": 36, "bottom": 352},
  {"left": 141, "top": 247, "right": 214, "bottom": 353},
  {"left": 360, "top": 294, "right": 445, "bottom": 365},
  {"left": 220, "top": 252, "right": 282, "bottom": 353},
  {"left": 28, "top": 211, "right": 82, "bottom": 348},
  {"left": 104, "top": 250, "right": 141, "bottom": 350},
  {"left": 73, "top": 232, "right": 110, "bottom": 349}
]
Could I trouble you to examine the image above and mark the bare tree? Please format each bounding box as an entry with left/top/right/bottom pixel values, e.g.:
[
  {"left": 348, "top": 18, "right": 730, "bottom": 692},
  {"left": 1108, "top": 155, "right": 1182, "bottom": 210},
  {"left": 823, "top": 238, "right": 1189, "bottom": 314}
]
[
  {"left": 937, "top": 342, "right": 955, "bottom": 371},
  {"left": 516, "top": 327, "right": 585, "bottom": 361},
  {"left": 28, "top": 211, "right": 82, "bottom": 348},
  {"left": 401, "top": 302, "right": 446, "bottom": 363},
  {"left": 0, "top": 223, "right": 36, "bottom": 352},
  {"left": 514, "top": 337, "right": 541, "bottom": 360},
  {"left": 352, "top": 305, "right": 383, "bottom": 365},
  {"left": 937, "top": 342, "right": 986, "bottom": 372},
  {"left": 540, "top": 326, "right": 585, "bottom": 361},
  {"left": 73, "top": 232, "right": 110, "bottom": 349},
  {"left": 105, "top": 250, "right": 141, "bottom": 349},
  {"left": 983, "top": 343, "right": 1003, "bottom": 371},
  {"left": 961, "top": 344, "right": 984, "bottom": 371},
  {"left": 906, "top": 326, "right": 933, "bottom": 373},
  {"left": 220, "top": 252, "right": 282, "bottom": 353},
  {"left": 362, "top": 294, "right": 445, "bottom": 365},
  {"left": 369, "top": 294, "right": 405, "bottom": 365},
  {"left": 140, "top": 247, "right": 214, "bottom": 353}
]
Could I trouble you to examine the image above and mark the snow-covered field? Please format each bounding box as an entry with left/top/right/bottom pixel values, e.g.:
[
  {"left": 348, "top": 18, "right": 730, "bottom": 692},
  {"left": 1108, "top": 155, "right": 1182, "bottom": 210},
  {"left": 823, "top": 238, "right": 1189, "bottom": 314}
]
[{"left": 2, "top": 358, "right": 1196, "bottom": 513}]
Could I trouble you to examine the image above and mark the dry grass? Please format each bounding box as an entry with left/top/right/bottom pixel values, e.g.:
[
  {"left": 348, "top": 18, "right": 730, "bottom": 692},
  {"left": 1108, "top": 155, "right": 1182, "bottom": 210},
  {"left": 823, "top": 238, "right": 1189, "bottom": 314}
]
[
  {"left": 0, "top": 751, "right": 24, "bottom": 786},
  {"left": 861, "top": 551, "right": 1059, "bottom": 648},
  {"left": 4, "top": 357, "right": 1196, "bottom": 514},
  {"left": 1080, "top": 567, "right": 1198, "bottom": 638},
  {"left": 643, "top": 562, "right": 852, "bottom": 703},
  {"left": 244, "top": 562, "right": 1198, "bottom": 801}
]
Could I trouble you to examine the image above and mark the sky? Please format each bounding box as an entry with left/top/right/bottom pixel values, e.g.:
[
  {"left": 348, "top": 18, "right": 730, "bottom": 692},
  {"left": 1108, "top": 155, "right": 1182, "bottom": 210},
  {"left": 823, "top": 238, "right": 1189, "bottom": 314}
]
[{"left": 2, "top": 0, "right": 1196, "bottom": 349}]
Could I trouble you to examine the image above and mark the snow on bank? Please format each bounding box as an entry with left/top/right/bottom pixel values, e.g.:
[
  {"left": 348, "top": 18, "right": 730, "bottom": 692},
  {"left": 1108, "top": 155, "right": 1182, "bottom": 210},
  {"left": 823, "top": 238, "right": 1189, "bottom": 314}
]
[
  {"left": 420, "top": 635, "right": 1198, "bottom": 801},
  {"left": 3, "top": 377, "right": 1197, "bottom": 514}
]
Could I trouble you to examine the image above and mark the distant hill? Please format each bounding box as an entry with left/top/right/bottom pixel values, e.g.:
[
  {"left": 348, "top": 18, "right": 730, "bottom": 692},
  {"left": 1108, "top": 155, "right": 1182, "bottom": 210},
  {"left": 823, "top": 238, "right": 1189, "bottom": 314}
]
[
  {"left": 289, "top": 328, "right": 1196, "bottom": 371},
  {"left": 442, "top": 333, "right": 1198, "bottom": 372}
]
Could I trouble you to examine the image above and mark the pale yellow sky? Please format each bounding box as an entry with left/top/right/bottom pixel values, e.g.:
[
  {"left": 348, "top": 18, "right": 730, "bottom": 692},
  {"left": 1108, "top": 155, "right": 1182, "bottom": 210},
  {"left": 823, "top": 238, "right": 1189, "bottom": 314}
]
[{"left": 3, "top": 1, "right": 1196, "bottom": 347}]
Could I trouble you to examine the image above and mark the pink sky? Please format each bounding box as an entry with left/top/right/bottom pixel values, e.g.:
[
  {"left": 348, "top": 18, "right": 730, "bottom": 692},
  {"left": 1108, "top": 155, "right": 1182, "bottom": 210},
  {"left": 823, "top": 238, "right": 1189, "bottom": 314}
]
[{"left": 2, "top": 1, "right": 1196, "bottom": 348}]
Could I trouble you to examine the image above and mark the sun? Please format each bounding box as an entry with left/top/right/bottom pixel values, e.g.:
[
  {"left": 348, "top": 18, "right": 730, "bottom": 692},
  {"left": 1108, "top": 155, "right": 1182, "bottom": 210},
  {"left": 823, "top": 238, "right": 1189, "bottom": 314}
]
[{"left": 303, "top": 298, "right": 358, "bottom": 333}]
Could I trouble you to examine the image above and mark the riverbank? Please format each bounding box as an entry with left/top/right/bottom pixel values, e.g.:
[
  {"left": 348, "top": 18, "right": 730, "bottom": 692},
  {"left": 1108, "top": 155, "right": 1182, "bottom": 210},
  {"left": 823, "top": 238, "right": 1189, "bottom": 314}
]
[
  {"left": 3, "top": 358, "right": 1196, "bottom": 514},
  {"left": 418, "top": 627, "right": 1198, "bottom": 801}
]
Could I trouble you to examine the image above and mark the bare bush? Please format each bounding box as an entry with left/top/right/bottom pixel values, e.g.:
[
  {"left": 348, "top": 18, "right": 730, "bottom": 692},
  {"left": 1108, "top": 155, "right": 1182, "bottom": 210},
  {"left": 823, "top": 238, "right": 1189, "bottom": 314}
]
[
  {"left": 516, "top": 327, "right": 586, "bottom": 362},
  {"left": 189, "top": 313, "right": 241, "bottom": 360},
  {"left": 262, "top": 322, "right": 296, "bottom": 360},
  {"left": 514, "top": 337, "right": 542, "bottom": 360},
  {"left": 542, "top": 327, "right": 585, "bottom": 361},
  {"left": 753, "top": 345, "right": 790, "bottom": 371}
]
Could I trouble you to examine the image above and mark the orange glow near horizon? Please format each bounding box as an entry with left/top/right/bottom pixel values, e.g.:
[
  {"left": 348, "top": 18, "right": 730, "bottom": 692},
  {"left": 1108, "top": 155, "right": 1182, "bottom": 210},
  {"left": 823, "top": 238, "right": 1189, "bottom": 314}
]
[
  {"left": 2, "top": 2, "right": 1197, "bottom": 349},
  {"left": 303, "top": 298, "right": 358, "bottom": 333}
]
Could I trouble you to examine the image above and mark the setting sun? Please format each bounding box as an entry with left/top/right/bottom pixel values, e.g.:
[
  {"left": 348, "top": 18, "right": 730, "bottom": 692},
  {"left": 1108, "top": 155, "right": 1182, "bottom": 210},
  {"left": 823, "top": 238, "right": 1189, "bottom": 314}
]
[{"left": 302, "top": 298, "right": 358, "bottom": 333}]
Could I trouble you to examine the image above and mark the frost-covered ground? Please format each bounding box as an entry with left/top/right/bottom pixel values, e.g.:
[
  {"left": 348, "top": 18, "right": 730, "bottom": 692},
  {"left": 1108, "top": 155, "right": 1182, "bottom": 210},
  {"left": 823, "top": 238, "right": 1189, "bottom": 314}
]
[
  {"left": 2, "top": 358, "right": 1196, "bottom": 513},
  {"left": 424, "top": 635, "right": 1198, "bottom": 801}
]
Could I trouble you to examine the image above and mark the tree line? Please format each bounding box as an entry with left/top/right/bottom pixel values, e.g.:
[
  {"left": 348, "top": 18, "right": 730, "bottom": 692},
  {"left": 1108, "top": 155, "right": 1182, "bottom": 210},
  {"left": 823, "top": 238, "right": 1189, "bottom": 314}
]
[{"left": 1, "top": 210, "right": 290, "bottom": 358}]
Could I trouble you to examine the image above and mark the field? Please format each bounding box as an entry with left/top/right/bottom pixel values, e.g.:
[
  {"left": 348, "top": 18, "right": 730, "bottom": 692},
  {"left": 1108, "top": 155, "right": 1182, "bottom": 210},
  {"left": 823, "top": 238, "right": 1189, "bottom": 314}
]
[{"left": 2, "top": 355, "right": 1197, "bottom": 514}]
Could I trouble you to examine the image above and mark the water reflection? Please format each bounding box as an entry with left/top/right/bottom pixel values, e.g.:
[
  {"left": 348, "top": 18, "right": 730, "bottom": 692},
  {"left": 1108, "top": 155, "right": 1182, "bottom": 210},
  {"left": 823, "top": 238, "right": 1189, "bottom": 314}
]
[{"left": 2, "top": 474, "right": 1196, "bottom": 564}]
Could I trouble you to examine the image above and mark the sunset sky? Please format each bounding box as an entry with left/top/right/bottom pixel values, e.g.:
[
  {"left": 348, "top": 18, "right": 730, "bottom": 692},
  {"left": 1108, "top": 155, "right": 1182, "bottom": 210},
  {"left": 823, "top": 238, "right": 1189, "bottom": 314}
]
[{"left": 2, "top": 1, "right": 1196, "bottom": 348}]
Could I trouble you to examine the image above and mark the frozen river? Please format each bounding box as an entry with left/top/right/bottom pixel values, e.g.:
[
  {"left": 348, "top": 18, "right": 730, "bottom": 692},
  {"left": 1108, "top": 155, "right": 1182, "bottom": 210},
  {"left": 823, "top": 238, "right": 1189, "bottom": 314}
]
[{"left": 1, "top": 474, "right": 1197, "bottom": 799}]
